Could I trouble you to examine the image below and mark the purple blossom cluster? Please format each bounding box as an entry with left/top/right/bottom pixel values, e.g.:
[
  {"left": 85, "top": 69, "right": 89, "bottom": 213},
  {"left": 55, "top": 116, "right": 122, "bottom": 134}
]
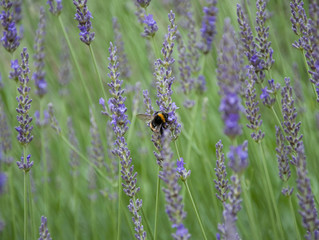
[
  {"left": 176, "top": 157, "right": 191, "bottom": 181},
  {"left": 227, "top": 141, "right": 248, "bottom": 174},
  {"left": 47, "top": 0, "right": 62, "bottom": 16},
  {"left": 0, "top": 0, "right": 21, "bottom": 52},
  {"left": 38, "top": 216, "right": 52, "bottom": 240},
  {"left": 244, "top": 66, "right": 264, "bottom": 142},
  {"left": 73, "top": 0, "right": 95, "bottom": 45},
  {"left": 136, "top": 0, "right": 151, "bottom": 8},
  {"left": 293, "top": 143, "right": 319, "bottom": 239},
  {"left": 281, "top": 78, "right": 303, "bottom": 152},
  {"left": 9, "top": 59, "right": 21, "bottom": 82},
  {"left": 142, "top": 14, "right": 158, "bottom": 38},
  {"left": 16, "top": 154, "right": 33, "bottom": 172},
  {"left": 217, "top": 19, "right": 243, "bottom": 139},
  {"left": 12, "top": 0, "right": 22, "bottom": 24},
  {"left": 198, "top": 0, "right": 218, "bottom": 54},
  {"left": 260, "top": 79, "right": 280, "bottom": 108},
  {"left": 15, "top": 48, "right": 33, "bottom": 146},
  {"left": 214, "top": 140, "right": 229, "bottom": 203},
  {"left": 159, "top": 130, "right": 190, "bottom": 239},
  {"left": 101, "top": 42, "right": 146, "bottom": 240},
  {"left": 33, "top": 7, "right": 47, "bottom": 98}
]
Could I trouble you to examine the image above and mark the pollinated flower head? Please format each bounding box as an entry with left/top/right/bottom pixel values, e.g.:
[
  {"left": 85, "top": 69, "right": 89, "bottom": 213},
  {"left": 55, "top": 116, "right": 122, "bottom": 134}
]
[
  {"left": 33, "top": 7, "right": 47, "bottom": 98},
  {"left": 0, "top": 0, "right": 21, "bottom": 52},
  {"left": 73, "top": 0, "right": 95, "bottom": 45},
  {"left": 260, "top": 79, "right": 280, "bottom": 108},
  {"left": 217, "top": 18, "right": 243, "bottom": 139},
  {"left": 228, "top": 141, "right": 248, "bottom": 174},
  {"left": 38, "top": 216, "right": 52, "bottom": 240},
  {"left": 15, "top": 48, "right": 33, "bottom": 146},
  {"left": 214, "top": 140, "right": 229, "bottom": 203},
  {"left": 142, "top": 14, "right": 158, "bottom": 38},
  {"left": 159, "top": 130, "right": 190, "bottom": 239},
  {"left": 47, "top": 0, "right": 62, "bottom": 16},
  {"left": 198, "top": 0, "right": 218, "bottom": 54}
]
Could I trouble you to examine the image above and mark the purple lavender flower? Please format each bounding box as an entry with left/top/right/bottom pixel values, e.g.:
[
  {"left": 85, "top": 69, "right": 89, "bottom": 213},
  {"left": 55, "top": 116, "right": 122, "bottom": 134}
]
[
  {"left": 290, "top": 0, "right": 308, "bottom": 39},
  {"left": 142, "top": 14, "right": 158, "bottom": 38},
  {"left": 217, "top": 19, "right": 244, "bottom": 139},
  {"left": 198, "top": 0, "right": 218, "bottom": 54},
  {"left": 217, "top": 203, "right": 240, "bottom": 240},
  {"left": 154, "top": 11, "right": 180, "bottom": 138},
  {"left": 281, "top": 77, "right": 303, "bottom": 152},
  {"left": 112, "top": 17, "right": 131, "bottom": 79},
  {"left": 293, "top": 143, "right": 319, "bottom": 239},
  {"left": 0, "top": 0, "right": 21, "bottom": 52},
  {"left": 67, "top": 117, "right": 80, "bottom": 175},
  {"left": 47, "top": 0, "right": 62, "bottom": 16},
  {"left": 260, "top": 79, "right": 280, "bottom": 108},
  {"left": 73, "top": 0, "right": 95, "bottom": 45},
  {"left": 104, "top": 42, "right": 146, "bottom": 239},
  {"left": 16, "top": 154, "right": 33, "bottom": 172},
  {"left": 136, "top": 0, "right": 151, "bottom": 8},
  {"left": 176, "top": 157, "right": 191, "bottom": 181},
  {"left": 47, "top": 103, "right": 61, "bottom": 134},
  {"left": 159, "top": 130, "right": 190, "bottom": 239},
  {"left": 33, "top": 7, "right": 47, "bottom": 98},
  {"left": 228, "top": 141, "right": 248, "bottom": 173},
  {"left": 255, "top": 0, "right": 274, "bottom": 71},
  {"left": 15, "top": 48, "right": 33, "bottom": 146},
  {"left": 38, "top": 216, "right": 52, "bottom": 240},
  {"left": 0, "top": 172, "right": 7, "bottom": 194},
  {"left": 12, "top": 0, "right": 22, "bottom": 24},
  {"left": 214, "top": 140, "right": 229, "bottom": 203},
  {"left": 275, "top": 126, "right": 293, "bottom": 197},
  {"left": 142, "top": 90, "right": 154, "bottom": 116},
  {"left": 9, "top": 59, "right": 21, "bottom": 82},
  {"left": 244, "top": 66, "right": 264, "bottom": 142}
]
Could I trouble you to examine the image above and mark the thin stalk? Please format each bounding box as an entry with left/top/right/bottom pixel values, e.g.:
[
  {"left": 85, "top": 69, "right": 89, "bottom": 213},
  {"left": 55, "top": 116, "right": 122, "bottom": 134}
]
[
  {"left": 127, "top": 112, "right": 137, "bottom": 145},
  {"left": 288, "top": 196, "right": 301, "bottom": 240},
  {"left": 23, "top": 148, "right": 27, "bottom": 240},
  {"left": 174, "top": 140, "right": 181, "bottom": 160},
  {"left": 9, "top": 166, "right": 17, "bottom": 239},
  {"left": 141, "top": 206, "right": 154, "bottom": 240},
  {"left": 89, "top": 45, "right": 107, "bottom": 100},
  {"left": 121, "top": 200, "right": 135, "bottom": 239},
  {"left": 117, "top": 160, "right": 122, "bottom": 240},
  {"left": 90, "top": 199, "right": 97, "bottom": 240},
  {"left": 60, "top": 135, "right": 111, "bottom": 183},
  {"left": 184, "top": 181, "right": 208, "bottom": 240},
  {"left": 73, "top": 173, "right": 78, "bottom": 240},
  {"left": 241, "top": 176, "right": 260, "bottom": 240},
  {"left": 58, "top": 16, "right": 94, "bottom": 107},
  {"left": 28, "top": 172, "right": 35, "bottom": 240},
  {"left": 154, "top": 168, "right": 160, "bottom": 240},
  {"left": 40, "top": 99, "right": 49, "bottom": 214},
  {"left": 259, "top": 142, "right": 285, "bottom": 239}
]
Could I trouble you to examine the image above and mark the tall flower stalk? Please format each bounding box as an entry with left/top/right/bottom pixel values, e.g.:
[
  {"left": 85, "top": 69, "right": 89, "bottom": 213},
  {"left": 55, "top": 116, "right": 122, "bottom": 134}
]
[{"left": 100, "top": 42, "right": 146, "bottom": 240}]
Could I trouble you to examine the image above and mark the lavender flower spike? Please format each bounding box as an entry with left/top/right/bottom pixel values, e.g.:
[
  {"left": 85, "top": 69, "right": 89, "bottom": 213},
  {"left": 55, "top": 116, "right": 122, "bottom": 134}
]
[
  {"left": 47, "top": 0, "right": 62, "bottom": 16},
  {"left": 106, "top": 42, "right": 146, "bottom": 240},
  {"left": 33, "top": 7, "right": 47, "bottom": 98},
  {"left": 159, "top": 130, "right": 190, "bottom": 239},
  {"left": 0, "top": 0, "right": 21, "bottom": 52},
  {"left": 38, "top": 216, "right": 52, "bottom": 240},
  {"left": 198, "top": 0, "right": 218, "bottom": 54},
  {"left": 214, "top": 140, "right": 229, "bottom": 203},
  {"left": 15, "top": 48, "right": 33, "bottom": 146},
  {"left": 16, "top": 154, "right": 33, "bottom": 172},
  {"left": 142, "top": 14, "right": 158, "bottom": 38},
  {"left": 73, "top": 0, "right": 95, "bottom": 45},
  {"left": 294, "top": 143, "right": 319, "bottom": 239},
  {"left": 154, "top": 11, "right": 181, "bottom": 138}
]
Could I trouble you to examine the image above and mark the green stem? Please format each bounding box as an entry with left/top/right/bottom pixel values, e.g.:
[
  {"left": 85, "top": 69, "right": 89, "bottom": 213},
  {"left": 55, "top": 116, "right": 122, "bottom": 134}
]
[
  {"left": 28, "top": 172, "right": 35, "bottom": 240},
  {"left": 288, "top": 196, "right": 301, "bottom": 240},
  {"left": 90, "top": 199, "right": 96, "bottom": 240},
  {"left": 154, "top": 169, "right": 160, "bottom": 240},
  {"left": 241, "top": 176, "right": 260, "bottom": 240},
  {"left": 271, "top": 106, "right": 283, "bottom": 129},
  {"left": 61, "top": 135, "right": 111, "bottom": 183},
  {"left": 58, "top": 15, "right": 94, "bottom": 107},
  {"left": 259, "top": 142, "right": 285, "bottom": 239},
  {"left": 184, "top": 181, "right": 207, "bottom": 240},
  {"left": 141, "top": 207, "right": 154, "bottom": 240},
  {"left": 23, "top": 148, "right": 27, "bottom": 240},
  {"left": 73, "top": 173, "right": 78, "bottom": 240},
  {"left": 89, "top": 45, "right": 107, "bottom": 100},
  {"left": 174, "top": 140, "right": 181, "bottom": 160},
  {"left": 117, "top": 160, "right": 122, "bottom": 240},
  {"left": 127, "top": 112, "right": 137, "bottom": 146}
]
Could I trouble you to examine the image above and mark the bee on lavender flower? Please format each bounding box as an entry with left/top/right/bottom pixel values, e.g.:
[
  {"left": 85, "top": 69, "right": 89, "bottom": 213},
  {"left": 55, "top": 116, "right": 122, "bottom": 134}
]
[{"left": 137, "top": 111, "right": 169, "bottom": 134}]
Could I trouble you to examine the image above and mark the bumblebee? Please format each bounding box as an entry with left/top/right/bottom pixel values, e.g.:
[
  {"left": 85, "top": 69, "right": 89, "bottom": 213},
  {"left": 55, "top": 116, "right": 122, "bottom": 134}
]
[{"left": 137, "top": 111, "right": 169, "bottom": 134}]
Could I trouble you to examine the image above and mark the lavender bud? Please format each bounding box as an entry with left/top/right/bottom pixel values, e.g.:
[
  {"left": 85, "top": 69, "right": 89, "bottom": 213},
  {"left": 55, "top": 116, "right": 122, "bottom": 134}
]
[
  {"left": 47, "top": 0, "right": 62, "bottom": 16},
  {"left": 9, "top": 59, "right": 21, "bottom": 82},
  {"left": 73, "top": 0, "right": 95, "bottom": 45},
  {"left": 142, "top": 14, "right": 158, "bottom": 38},
  {"left": 16, "top": 154, "right": 33, "bottom": 172},
  {"left": 260, "top": 79, "right": 280, "bottom": 108},
  {"left": 38, "top": 216, "right": 52, "bottom": 240},
  {"left": 176, "top": 157, "right": 191, "bottom": 181},
  {"left": 0, "top": 0, "right": 21, "bottom": 52},
  {"left": 214, "top": 140, "right": 229, "bottom": 203}
]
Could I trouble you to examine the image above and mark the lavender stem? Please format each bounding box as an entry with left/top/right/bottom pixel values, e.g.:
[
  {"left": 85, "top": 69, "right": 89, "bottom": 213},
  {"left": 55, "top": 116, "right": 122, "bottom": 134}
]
[
  {"left": 288, "top": 196, "right": 302, "bottom": 240},
  {"left": 154, "top": 168, "right": 160, "bottom": 240}
]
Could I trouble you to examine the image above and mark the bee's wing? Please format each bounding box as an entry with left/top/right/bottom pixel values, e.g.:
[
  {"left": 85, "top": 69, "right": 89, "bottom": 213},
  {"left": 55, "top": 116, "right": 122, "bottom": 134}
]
[{"left": 136, "top": 114, "right": 152, "bottom": 123}]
